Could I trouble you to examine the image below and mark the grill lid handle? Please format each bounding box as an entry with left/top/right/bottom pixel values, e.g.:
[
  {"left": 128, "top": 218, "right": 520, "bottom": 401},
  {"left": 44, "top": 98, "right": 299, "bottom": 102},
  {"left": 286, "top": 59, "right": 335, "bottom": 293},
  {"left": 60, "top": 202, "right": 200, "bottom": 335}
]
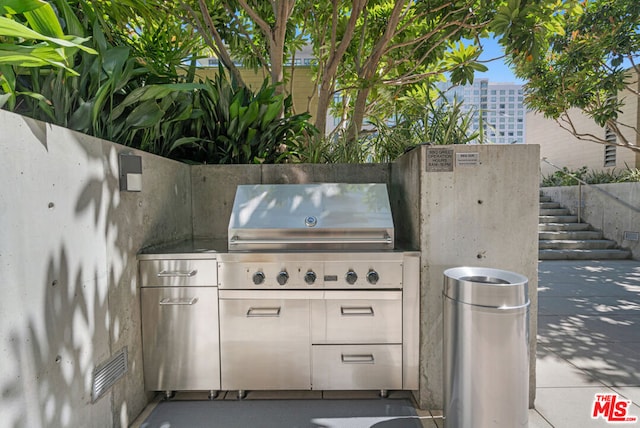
[{"left": 229, "top": 235, "right": 392, "bottom": 246}]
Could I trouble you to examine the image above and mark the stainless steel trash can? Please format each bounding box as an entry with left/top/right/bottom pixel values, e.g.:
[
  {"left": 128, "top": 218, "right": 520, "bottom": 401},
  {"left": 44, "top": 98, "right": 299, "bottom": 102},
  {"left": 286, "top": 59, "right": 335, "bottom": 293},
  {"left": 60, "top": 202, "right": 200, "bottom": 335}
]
[{"left": 443, "top": 267, "right": 530, "bottom": 428}]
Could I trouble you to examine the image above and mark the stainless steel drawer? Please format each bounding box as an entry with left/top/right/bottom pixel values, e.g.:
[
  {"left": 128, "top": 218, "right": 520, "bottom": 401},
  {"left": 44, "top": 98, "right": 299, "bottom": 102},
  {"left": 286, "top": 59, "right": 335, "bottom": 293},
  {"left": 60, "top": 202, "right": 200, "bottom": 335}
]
[
  {"left": 141, "top": 287, "right": 220, "bottom": 391},
  {"left": 311, "top": 291, "right": 402, "bottom": 344},
  {"left": 312, "top": 345, "right": 402, "bottom": 390},
  {"left": 140, "top": 259, "right": 217, "bottom": 287}
]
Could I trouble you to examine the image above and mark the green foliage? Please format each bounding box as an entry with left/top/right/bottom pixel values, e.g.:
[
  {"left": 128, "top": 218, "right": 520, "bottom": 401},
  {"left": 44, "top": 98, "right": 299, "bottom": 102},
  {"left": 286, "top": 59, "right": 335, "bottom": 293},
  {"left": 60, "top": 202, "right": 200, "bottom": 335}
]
[
  {"left": 504, "top": 0, "right": 639, "bottom": 151},
  {"left": 5, "top": 1, "right": 318, "bottom": 164},
  {"left": 0, "top": 0, "right": 97, "bottom": 108},
  {"left": 541, "top": 166, "right": 640, "bottom": 187},
  {"left": 295, "top": 85, "right": 480, "bottom": 164},
  {"left": 173, "top": 70, "right": 318, "bottom": 164}
]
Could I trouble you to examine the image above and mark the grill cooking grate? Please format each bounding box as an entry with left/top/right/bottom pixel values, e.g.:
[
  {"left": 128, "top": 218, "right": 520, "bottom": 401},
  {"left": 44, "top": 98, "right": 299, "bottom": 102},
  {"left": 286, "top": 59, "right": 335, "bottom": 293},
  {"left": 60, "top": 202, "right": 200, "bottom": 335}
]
[{"left": 92, "top": 347, "right": 128, "bottom": 402}]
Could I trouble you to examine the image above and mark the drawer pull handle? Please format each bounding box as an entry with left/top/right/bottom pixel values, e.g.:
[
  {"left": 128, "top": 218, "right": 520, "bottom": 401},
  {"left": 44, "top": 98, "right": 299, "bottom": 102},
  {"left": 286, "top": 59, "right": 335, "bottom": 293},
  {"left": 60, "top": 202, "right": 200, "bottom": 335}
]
[
  {"left": 340, "top": 306, "right": 374, "bottom": 316},
  {"left": 246, "top": 307, "right": 281, "bottom": 317},
  {"left": 157, "top": 269, "right": 198, "bottom": 278},
  {"left": 159, "top": 297, "right": 198, "bottom": 306},
  {"left": 341, "top": 354, "right": 375, "bottom": 364}
]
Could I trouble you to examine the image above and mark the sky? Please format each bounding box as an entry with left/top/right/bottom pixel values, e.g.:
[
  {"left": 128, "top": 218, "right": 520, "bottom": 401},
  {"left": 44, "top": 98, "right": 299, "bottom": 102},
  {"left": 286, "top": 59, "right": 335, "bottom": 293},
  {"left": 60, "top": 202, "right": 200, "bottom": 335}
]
[{"left": 474, "top": 38, "right": 525, "bottom": 84}]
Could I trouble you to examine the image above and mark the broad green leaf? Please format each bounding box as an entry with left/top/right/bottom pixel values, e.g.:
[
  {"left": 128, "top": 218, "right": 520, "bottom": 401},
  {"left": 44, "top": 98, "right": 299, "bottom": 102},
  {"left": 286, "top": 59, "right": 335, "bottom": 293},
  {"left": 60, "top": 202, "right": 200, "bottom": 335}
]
[
  {"left": 229, "top": 97, "right": 240, "bottom": 119},
  {"left": 101, "top": 46, "right": 129, "bottom": 77},
  {"left": 0, "top": 92, "right": 10, "bottom": 108},
  {"left": 0, "top": 0, "right": 45, "bottom": 14},
  {"left": 53, "top": 0, "right": 85, "bottom": 37},
  {"left": 238, "top": 101, "right": 259, "bottom": 134},
  {"left": 126, "top": 100, "right": 164, "bottom": 128},
  {"left": 24, "top": 2, "right": 64, "bottom": 38},
  {"left": 169, "top": 137, "right": 203, "bottom": 153},
  {"left": 69, "top": 100, "right": 94, "bottom": 132},
  {"left": 261, "top": 100, "right": 282, "bottom": 129},
  {"left": 0, "top": 17, "right": 95, "bottom": 53}
]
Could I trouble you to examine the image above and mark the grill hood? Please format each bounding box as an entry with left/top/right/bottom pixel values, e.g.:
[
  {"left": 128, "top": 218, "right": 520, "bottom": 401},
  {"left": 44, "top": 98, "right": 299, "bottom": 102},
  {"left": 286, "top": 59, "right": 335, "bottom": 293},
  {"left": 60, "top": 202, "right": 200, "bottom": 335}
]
[{"left": 228, "top": 183, "right": 394, "bottom": 251}]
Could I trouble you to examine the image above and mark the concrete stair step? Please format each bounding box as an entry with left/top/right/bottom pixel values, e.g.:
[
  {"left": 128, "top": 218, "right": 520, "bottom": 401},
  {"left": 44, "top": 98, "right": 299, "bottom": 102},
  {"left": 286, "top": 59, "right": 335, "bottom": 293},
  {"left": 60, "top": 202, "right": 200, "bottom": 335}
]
[
  {"left": 539, "top": 196, "right": 553, "bottom": 203},
  {"left": 538, "top": 239, "right": 618, "bottom": 250},
  {"left": 540, "top": 202, "right": 561, "bottom": 209},
  {"left": 539, "top": 223, "right": 592, "bottom": 232},
  {"left": 539, "top": 230, "right": 603, "bottom": 240},
  {"left": 540, "top": 208, "right": 571, "bottom": 216},
  {"left": 539, "top": 215, "right": 579, "bottom": 223},
  {"left": 539, "top": 249, "right": 632, "bottom": 260}
]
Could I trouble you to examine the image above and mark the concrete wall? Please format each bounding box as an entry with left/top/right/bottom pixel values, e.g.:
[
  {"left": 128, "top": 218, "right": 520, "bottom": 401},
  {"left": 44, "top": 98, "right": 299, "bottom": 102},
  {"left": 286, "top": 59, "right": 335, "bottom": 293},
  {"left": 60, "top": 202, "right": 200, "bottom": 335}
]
[
  {"left": 541, "top": 183, "right": 640, "bottom": 259},
  {"left": 1, "top": 107, "right": 540, "bottom": 423},
  {"left": 0, "top": 110, "right": 192, "bottom": 428},
  {"left": 192, "top": 146, "right": 541, "bottom": 411},
  {"left": 406, "top": 144, "right": 540, "bottom": 409},
  {"left": 191, "top": 163, "right": 391, "bottom": 240}
]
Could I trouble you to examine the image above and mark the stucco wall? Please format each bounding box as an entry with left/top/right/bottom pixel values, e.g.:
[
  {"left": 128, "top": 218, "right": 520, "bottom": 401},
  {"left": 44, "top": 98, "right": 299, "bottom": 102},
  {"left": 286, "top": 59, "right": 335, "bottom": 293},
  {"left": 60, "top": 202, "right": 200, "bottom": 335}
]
[
  {"left": 0, "top": 110, "right": 192, "bottom": 427},
  {"left": 528, "top": 109, "right": 638, "bottom": 178},
  {"left": 528, "top": 69, "right": 639, "bottom": 177},
  {"left": 541, "top": 183, "right": 640, "bottom": 260}
]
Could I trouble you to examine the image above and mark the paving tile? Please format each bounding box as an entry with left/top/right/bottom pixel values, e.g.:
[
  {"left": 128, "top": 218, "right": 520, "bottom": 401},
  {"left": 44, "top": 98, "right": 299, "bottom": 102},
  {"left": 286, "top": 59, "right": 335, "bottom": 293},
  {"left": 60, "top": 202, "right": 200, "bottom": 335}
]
[
  {"left": 414, "top": 408, "right": 440, "bottom": 427},
  {"left": 611, "top": 387, "right": 640, "bottom": 410},
  {"left": 566, "top": 348, "right": 640, "bottom": 387},
  {"left": 538, "top": 260, "right": 640, "bottom": 299},
  {"left": 536, "top": 348, "right": 602, "bottom": 388},
  {"left": 529, "top": 408, "right": 554, "bottom": 427},
  {"left": 538, "top": 296, "right": 640, "bottom": 316},
  {"left": 580, "top": 314, "right": 640, "bottom": 343},
  {"left": 535, "top": 386, "right": 620, "bottom": 427},
  {"left": 244, "top": 390, "right": 322, "bottom": 400}
]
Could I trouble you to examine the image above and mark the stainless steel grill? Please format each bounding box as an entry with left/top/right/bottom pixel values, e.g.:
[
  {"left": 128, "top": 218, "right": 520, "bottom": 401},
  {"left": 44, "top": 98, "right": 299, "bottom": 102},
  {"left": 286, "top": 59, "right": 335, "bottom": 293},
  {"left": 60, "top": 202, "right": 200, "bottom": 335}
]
[
  {"left": 228, "top": 183, "right": 394, "bottom": 251},
  {"left": 218, "top": 183, "right": 419, "bottom": 396}
]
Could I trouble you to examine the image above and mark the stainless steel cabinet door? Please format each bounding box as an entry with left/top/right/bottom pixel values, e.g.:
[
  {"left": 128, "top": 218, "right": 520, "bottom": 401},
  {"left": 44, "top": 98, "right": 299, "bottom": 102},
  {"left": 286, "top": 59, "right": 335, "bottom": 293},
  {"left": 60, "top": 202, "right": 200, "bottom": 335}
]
[
  {"left": 141, "top": 287, "right": 220, "bottom": 391},
  {"left": 219, "top": 298, "right": 311, "bottom": 390}
]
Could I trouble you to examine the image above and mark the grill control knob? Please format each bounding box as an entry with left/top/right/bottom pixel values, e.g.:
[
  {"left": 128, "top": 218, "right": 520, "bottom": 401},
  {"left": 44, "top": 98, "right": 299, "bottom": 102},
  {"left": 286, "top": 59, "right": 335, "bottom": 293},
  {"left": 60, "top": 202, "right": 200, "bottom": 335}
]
[
  {"left": 345, "top": 270, "right": 358, "bottom": 285},
  {"left": 277, "top": 270, "right": 289, "bottom": 286},
  {"left": 304, "top": 271, "right": 317, "bottom": 285},
  {"left": 252, "top": 271, "right": 265, "bottom": 285},
  {"left": 366, "top": 270, "right": 380, "bottom": 285}
]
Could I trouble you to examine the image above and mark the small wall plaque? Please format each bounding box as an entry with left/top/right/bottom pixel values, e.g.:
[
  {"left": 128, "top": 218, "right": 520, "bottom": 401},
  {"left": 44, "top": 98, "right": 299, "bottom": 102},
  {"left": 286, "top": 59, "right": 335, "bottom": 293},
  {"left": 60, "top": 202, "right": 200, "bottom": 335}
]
[
  {"left": 426, "top": 148, "right": 454, "bottom": 172},
  {"left": 456, "top": 152, "right": 479, "bottom": 166}
]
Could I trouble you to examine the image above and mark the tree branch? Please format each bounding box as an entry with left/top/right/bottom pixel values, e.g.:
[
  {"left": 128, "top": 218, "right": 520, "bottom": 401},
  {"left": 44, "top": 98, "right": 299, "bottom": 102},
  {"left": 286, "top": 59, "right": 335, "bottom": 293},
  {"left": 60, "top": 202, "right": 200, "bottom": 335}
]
[{"left": 557, "top": 112, "right": 639, "bottom": 153}]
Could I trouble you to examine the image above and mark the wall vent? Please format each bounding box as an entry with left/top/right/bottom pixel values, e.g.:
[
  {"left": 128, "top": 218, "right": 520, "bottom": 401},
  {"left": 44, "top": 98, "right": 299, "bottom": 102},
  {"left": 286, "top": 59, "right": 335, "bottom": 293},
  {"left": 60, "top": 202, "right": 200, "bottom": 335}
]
[
  {"left": 604, "top": 127, "right": 617, "bottom": 167},
  {"left": 623, "top": 231, "right": 639, "bottom": 242},
  {"left": 92, "top": 347, "right": 128, "bottom": 403}
]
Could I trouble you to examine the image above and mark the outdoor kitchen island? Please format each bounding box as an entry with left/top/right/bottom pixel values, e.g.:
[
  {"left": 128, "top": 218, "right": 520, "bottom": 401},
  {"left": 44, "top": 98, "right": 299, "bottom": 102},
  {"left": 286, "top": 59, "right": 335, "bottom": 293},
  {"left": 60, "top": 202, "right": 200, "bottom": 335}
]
[{"left": 137, "top": 183, "right": 420, "bottom": 399}]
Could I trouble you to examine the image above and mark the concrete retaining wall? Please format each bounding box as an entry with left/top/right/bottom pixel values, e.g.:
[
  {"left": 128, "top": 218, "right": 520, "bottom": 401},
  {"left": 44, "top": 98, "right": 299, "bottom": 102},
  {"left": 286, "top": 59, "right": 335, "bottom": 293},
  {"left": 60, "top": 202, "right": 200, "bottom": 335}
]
[
  {"left": 1, "top": 107, "right": 540, "bottom": 424},
  {"left": 0, "top": 110, "right": 192, "bottom": 427},
  {"left": 542, "top": 183, "right": 640, "bottom": 259}
]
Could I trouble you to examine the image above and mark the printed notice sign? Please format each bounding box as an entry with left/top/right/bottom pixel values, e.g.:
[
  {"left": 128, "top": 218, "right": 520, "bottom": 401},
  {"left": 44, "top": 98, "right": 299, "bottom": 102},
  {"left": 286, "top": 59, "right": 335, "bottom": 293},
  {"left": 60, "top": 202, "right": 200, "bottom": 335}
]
[
  {"left": 456, "top": 152, "right": 479, "bottom": 166},
  {"left": 426, "top": 148, "right": 454, "bottom": 172}
]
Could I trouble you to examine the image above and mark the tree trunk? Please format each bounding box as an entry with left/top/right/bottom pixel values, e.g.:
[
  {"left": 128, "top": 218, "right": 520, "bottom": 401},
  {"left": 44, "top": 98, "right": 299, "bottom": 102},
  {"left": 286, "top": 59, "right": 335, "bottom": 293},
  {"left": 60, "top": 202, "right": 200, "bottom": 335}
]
[
  {"left": 346, "top": 0, "right": 407, "bottom": 141},
  {"left": 313, "top": 0, "right": 367, "bottom": 137}
]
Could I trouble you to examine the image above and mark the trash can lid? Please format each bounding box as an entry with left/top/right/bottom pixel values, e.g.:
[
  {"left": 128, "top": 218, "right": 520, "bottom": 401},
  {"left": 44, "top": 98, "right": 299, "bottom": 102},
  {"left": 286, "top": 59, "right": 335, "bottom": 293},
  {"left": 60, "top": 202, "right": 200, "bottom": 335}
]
[{"left": 443, "top": 266, "right": 529, "bottom": 308}]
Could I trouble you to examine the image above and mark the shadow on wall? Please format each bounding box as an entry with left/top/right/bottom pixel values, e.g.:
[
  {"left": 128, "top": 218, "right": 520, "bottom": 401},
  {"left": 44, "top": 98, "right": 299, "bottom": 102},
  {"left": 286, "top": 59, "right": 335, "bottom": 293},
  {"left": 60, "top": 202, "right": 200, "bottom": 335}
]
[
  {"left": 0, "top": 117, "right": 154, "bottom": 428},
  {"left": 538, "top": 261, "right": 640, "bottom": 386}
]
